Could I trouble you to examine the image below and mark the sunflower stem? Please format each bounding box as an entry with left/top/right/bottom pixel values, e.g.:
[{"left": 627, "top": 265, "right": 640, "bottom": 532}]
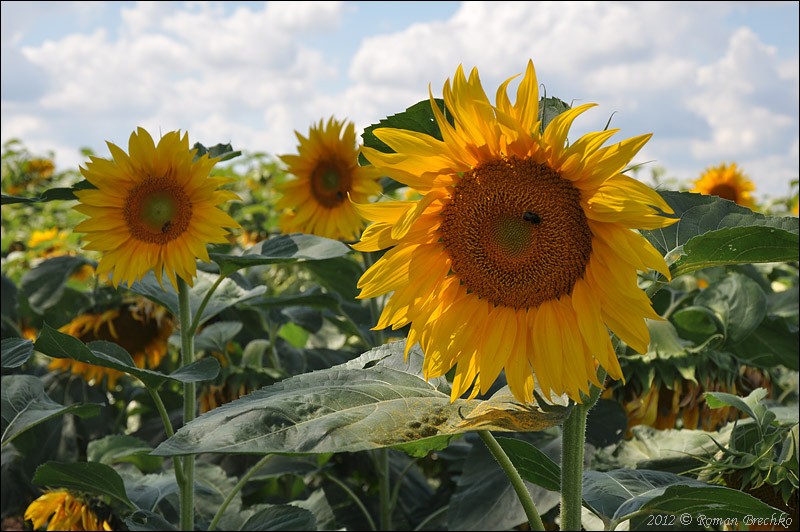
[
  {"left": 189, "top": 272, "right": 227, "bottom": 336},
  {"left": 177, "top": 277, "right": 196, "bottom": 532},
  {"left": 208, "top": 454, "right": 275, "bottom": 531},
  {"left": 146, "top": 387, "right": 185, "bottom": 484},
  {"left": 477, "top": 430, "right": 545, "bottom": 531},
  {"left": 377, "top": 448, "right": 393, "bottom": 531}
]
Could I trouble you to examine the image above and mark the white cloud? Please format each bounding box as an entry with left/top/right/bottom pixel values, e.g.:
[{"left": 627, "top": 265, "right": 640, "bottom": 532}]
[{"left": 1, "top": 1, "right": 797, "bottom": 197}]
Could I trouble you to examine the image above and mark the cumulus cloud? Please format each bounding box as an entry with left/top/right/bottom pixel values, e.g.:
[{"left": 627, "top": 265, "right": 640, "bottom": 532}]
[
  {"left": 1, "top": 1, "right": 797, "bottom": 197},
  {"left": 344, "top": 1, "right": 798, "bottom": 197}
]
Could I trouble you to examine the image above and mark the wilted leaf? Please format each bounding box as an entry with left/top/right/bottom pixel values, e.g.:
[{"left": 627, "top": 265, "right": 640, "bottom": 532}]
[{"left": 152, "top": 341, "right": 569, "bottom": 456}]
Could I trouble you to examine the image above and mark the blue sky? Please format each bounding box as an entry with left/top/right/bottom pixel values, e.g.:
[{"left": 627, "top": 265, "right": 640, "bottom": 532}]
[{"left": 1, "top": 1, "right": 798, "bottom": 198}]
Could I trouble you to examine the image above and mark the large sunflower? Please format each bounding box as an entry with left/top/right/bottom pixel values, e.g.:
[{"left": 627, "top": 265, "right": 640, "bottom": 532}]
[
  {"left": 74, "top": 127, "right": 240, "bottom": 289},
  {"left": 354, "top": 61, "right": 678, "bottom": 403},
  {"left": 277, "top": 117, "right": 382, "bottom": 241},
  {"left": 691, "top": 162, "right": 755, "bottom": 208}
]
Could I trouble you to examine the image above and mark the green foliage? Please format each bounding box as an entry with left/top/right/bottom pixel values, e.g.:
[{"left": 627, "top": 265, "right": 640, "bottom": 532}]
[{"left": 2, "top": 110, "right": 798, "bottom": 532}]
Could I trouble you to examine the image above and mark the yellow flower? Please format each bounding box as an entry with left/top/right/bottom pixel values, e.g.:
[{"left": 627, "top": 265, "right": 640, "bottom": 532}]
[
  {"left": 277, "top": 117, "right": 382, "bottom": 241},
  {"left": 354, "top": 61, "right": 677, "bottom": 403},
  {"left": 24, "top": 490, "right": 112, "bottom": 531},
  {"left": 691, "top": 162, "right": 756, "bottom": 208},
  {"left": 27, "top": 228, "right": 63, "bottom": 249},
  {"left": 74, "top": 127, "right": 240, "bottom": 290},
  {"left": 50, "top": 298, "right": 174, "bottom": 389}
]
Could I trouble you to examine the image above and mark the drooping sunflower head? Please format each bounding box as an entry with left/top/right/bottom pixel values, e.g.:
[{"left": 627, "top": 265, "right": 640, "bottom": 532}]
[
  {"left": 25, "top": 489, "right": 112, "bottom": 531},
  {"left": 691, "top": 162, "right": 756, "bottom": 208},
  {"left": 50, "top": 297, "right": 174, "bottom": 389},
  {"left": 74, "top": 127, "right": 240, "bottom": 289},
  {"left": 354, "top": 60, "right": 678, "bottom": 404},
  {"left": 276, "top": 117, "right": 382, "bottom": 241}
]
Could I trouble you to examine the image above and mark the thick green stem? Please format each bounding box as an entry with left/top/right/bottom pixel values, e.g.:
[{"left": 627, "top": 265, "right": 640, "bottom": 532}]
[
  {"left": 560, "top": 367, "right": 607, "bottom": 531},
  {"left": 178, "top": 278, "right": 196, "bottom": 532},
  {"left": 560, "top": 404, "right": 587, "bottom": 531},
  {"left": 147, "top": 387, "right": 184, "bottom": 484},
  {"left": 376, "top": 448, "right": 392, "bottom": 531},
  {"left": 477, "top": 430, "right": 545, "bottom": 531},
  {"left": 208, "top": 454, "right": 275, "bottom": 531}
]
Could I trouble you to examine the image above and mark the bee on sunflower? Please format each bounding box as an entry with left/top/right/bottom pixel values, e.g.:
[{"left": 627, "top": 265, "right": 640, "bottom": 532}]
[{"left": 24, "top": 490, "right": 113, "bottom": 531}]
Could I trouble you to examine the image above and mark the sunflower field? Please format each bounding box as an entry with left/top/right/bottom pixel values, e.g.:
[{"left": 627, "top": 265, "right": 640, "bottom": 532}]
[{"left": 1, "top": 60, "right": 798, "bottom": 532}]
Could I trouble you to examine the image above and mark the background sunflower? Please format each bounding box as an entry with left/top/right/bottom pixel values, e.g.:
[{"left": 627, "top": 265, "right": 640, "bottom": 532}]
[{"left": 276, "top": 117, "right": 382, "bottom": 241}]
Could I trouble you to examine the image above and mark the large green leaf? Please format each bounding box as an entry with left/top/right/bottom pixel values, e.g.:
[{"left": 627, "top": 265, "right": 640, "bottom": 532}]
[
  {"left": 210, "top": 234, "right": 351, "bottom": 276},
  {"left": 124, "top": 471, "right": 179, "bottom": 512},
  {"left": 152, "top": 342, "right": 569, "bottom": 456},
  {"left": 20, "top": 256, "right": 93, "bottom": 313},
  {"left": 643, "top": 191, "right": 799, "bottom": 256},
  {"left": 613, "top": 485, "right": 787, "bottom": 528},
  {"left": 241, "top": 505, "right": 317, "bottom": 531},
  {"left": 695, "top": 273, "right": 767, "bottom": 344},
  {"left": 32, "top": 461, "right": 135, "bottom": 509},
  {"left": 671, "top": 226, "right": 799, "bottom": 277},
  {"left": 87, "top": 435, "right": 162, "bottom": 473},
  {"left": 582, "top": 469, "right": 706, "bottom": 521},
  {"left": 34, "top": 325, "right": 219, "bottom": 388},
  {"left": 732, "top": 316, "right": 799, "bottom": 370},
  {"left": 641, "top": 191, "right": 799, "bottom": 277},
  {"left": 1, "top": 338, "right": 33, "bottom": 368},
  {"left": 129, "top": 271, "right": 266, "bottom": 329},
  {"left": 194, "top": 321, "right": 243, "bottom": 353},
  {"left": 1, "top": 375, "right": 101, "bottom": 447}
]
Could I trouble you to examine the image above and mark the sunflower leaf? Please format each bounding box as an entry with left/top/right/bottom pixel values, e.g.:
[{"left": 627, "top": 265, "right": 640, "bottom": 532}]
[
  {"left": 20, "top": 255, "right": 93, "bottom": 314},
  {"left": 671, "top": 226, "right": 799, "bottom": 277},
  {"left": 1, "top": 375, "right": 102, "bottom": 447},
  {"left": 87, "top": 435, "right": 163, "bottom": 473},
  {"left": 641, "top": 191, "right": 799, "bottom": 278},
  {"left": 241, "top": 505, "right": 317, "bottom": 531},
  {"left": 151, "top": 341, "right": 569, "bottom": 457},
  {"left": 360, "top": 98, "right": 448, "bottom": 158},
  {"left": 32, "top": 461, "right": 136, "bottom": 509},
  {"left": 496, "top": 437, "right": 562, "bottom": 492},
  {"left": 129, "top": 270, "right": 267, "bottom": 328},
  {"left": 210, "top": 233, "right": 351, "bottom": 276},
  {"left": 33, "top": 324, "right": 218, "bottom": 388},
  {"left": 1, "top": 337, "right": 34, "bottom": 368}
]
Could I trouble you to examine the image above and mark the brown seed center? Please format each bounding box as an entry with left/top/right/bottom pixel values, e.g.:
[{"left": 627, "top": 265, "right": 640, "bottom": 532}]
[
  {"left": 310, "top": 158, "right": 352, "bottom": 208},
  {"left": 709, "top": 183, "right": 739, "bottom": 203},
  {"left": 439, "top": 156, "right": 593, "bottom": 309},
  {"left": 124, "top": 177, "right": 192, "bottom": 244}
]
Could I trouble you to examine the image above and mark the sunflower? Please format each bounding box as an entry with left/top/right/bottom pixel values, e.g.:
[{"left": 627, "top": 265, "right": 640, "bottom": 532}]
[
  {"left": 691, "top": 162, "right": 756, "bottom": 208},
  {"left": 276, "top": 117, "right": 382, "bottom": 241},
  {"left": 50, "top": 297, "right": 174, "bottom": 389},
  {"left": 354, "top": 61, "right": 678, "bottom": 403},
  {"left": 25, "top": 490, "right": 112, "bottom": 531},
  {"left": 613, "top": 364, "right": 770, "bottom": 433},
  {"left": 74, "top": 127, "right": 240, "bottom": 289}
]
